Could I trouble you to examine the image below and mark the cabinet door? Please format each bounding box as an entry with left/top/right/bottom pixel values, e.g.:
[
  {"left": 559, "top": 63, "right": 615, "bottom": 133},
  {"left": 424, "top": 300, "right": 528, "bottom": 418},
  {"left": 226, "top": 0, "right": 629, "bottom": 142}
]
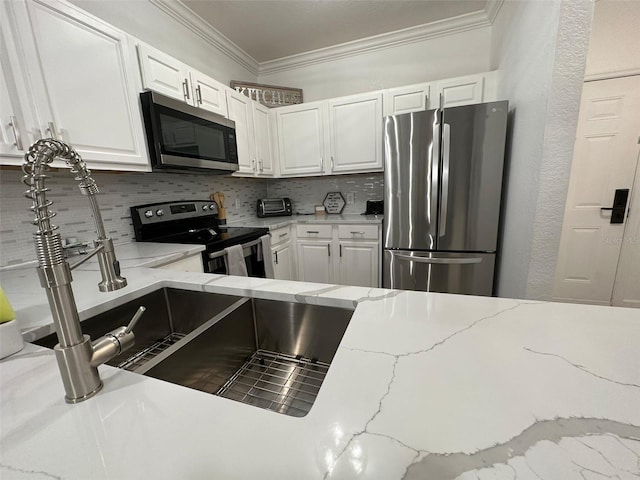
[
  {"left": 297, "top": 240, "right": 333, "bottom": 284},
  {"left": 12, "top": 0, "right": 148, "bottom": 170},
  {"left": 433, "top": 74, "right": 485, "bottom": 108},
  {"left": 328, "top": 92, "right": 383, "bottom": 174},
  {"left": 253, "top": 102, "right": 275, "bottom": 176},
  {"left": 276, "top": 103, "right": 325, "bottom": 176},
  {"left": 383, "top": 83, "right": 431, "bottom": 116},
  {"left": 190, "top": 71, "right": 228, "bottom": 117},
  {"left": 0, "top": 10, "right": 37, "bottom": 162},
  {"left": 138, "top": 43, "right": 191, "bottom": 103},
  {"left": 273, "top": 242, "right": 296, "bottom": 281},
  {"left": 339, "top": 241, "right": 379, "bottom": 287},
  {"left": 226, "top": 89, "right": 256, "bottom": 175}
]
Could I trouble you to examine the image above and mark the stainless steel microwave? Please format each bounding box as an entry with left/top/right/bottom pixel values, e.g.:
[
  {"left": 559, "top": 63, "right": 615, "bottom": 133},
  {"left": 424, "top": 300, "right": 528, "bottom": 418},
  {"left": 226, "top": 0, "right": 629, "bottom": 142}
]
[{"left": 140, "top": 90, "right": 238, "bottom": 174}]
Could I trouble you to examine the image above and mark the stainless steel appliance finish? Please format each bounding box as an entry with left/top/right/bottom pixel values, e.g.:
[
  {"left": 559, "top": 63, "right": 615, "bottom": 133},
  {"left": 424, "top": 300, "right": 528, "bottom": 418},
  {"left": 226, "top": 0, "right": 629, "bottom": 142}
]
[
  {"left": 35, "top": 288, "right": 354, "bottom": 417},
  {"left": 257, "top": 197, "right": 292, "bottom": 217},
  {"left": 140, "top": 90, "right": 239, "bottom": 174},
  {"left": 383, "top": 101, "right": 508, "bottom": 295}
]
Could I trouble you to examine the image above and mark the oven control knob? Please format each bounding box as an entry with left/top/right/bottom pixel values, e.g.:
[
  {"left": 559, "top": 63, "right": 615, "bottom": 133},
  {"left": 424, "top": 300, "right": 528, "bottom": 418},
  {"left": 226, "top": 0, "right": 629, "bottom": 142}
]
[
  {"left": 144, "top": 210, "right": 153, "bottom": 218},
  {"left": 156, "top": 209, "right": 164, "bottom": 216},
  {"left": 209, "top": 204, "right": 216, "bottom": 210},
  {"left": 202, "top": 205, "right": 209, "bottom": 211}
]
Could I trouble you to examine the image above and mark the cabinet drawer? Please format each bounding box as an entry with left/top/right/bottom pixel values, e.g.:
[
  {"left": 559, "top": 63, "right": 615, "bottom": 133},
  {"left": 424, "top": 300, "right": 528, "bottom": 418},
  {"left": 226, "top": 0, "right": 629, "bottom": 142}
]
[
  {"left": 296, "top": 224, "right": 332, "bottom": 239},
  {"left": 270, "top": 225, "right": 292, "bottom": 246},
  {"left": 338, "top": 224, "right": 379, "bottom": 240}
]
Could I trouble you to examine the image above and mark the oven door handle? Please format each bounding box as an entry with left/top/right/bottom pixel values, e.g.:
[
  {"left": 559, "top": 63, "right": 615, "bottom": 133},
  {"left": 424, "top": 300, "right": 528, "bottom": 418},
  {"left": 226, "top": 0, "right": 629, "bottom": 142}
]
[{"left": 208, "top": 238, "right": 262, "bottom": 260}]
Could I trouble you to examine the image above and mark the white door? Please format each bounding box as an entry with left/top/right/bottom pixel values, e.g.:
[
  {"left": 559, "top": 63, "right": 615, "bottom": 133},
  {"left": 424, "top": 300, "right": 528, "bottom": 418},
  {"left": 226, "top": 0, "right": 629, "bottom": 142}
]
[
  {"left": 253, "top": 103, "right": 274, "bottom": 176},
  {"left": 297, "top": 240, "right": 333, "bottom": 284},
  {"left": 328, "top": 92, "right": 383, "bottom": 174},
  {"left": 190, "top": 71, "right": 228, "bottom": 117},
  {"left": 276, "top": 103, "right": 325, "bottom": 176},
  {"left": 554, "top": 76, "right": 640, "bottom": 305},
  {"left": 273, "top": 242, "right": 295, "bottom": 281},
  {"left": 12, "top": 0, "right": 148, "bottom": 170},
  {"left": 338, "top": 241, "right": 379, "bottom": 287},
  {"left": 138, "top": 43, "right": 191, "bottom": 103},
  {"left": 611, "top": 155, "right": 640, "bottom": 307},
  {"left": 226, "top": 89, "right": 256, "bottom": 175}
]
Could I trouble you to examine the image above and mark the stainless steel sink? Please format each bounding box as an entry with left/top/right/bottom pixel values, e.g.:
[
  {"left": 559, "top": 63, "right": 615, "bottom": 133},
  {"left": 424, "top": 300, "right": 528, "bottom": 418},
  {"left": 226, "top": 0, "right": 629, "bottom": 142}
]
[{"left": 35, "top": 288, "right": 354, "bottom": 417}]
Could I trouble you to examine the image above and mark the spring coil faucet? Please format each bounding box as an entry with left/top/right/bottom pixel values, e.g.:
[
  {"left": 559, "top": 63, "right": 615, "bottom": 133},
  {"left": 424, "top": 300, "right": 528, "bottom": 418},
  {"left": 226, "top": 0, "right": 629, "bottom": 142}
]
[{"left": 23, "top": 138, "right": 144, "bottom": 403}]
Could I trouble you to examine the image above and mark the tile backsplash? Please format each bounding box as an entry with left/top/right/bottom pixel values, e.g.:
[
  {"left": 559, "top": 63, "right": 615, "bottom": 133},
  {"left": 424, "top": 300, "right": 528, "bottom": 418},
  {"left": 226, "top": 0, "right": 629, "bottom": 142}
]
[
  {"left": 267, "top": 173, "right": 384, "bottom": 215},
  {"left": 0, "top": 170, "right": 267, "bottom": 266},
  {"left": 0, "top": 169, "right": 383, "bottom": 266}
]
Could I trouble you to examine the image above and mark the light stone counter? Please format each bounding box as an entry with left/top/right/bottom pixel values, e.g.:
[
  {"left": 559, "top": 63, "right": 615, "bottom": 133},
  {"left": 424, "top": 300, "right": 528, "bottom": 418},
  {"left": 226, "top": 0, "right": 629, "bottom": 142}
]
[
  {"left": 0, "top": 266, "right": 639, "bottom": 480},
  {"left": 229, "top": 214, "right": 383, "bottom": 230}
]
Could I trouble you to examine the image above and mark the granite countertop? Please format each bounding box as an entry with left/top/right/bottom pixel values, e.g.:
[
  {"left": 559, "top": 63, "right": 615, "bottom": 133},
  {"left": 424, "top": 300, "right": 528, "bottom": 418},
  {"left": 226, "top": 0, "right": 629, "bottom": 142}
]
[
  {"left": 229, "top": 214, "right": 383, "bottom": 230},
  {"left": 1, "top": 264, "right": 639, "bottom": 479}
]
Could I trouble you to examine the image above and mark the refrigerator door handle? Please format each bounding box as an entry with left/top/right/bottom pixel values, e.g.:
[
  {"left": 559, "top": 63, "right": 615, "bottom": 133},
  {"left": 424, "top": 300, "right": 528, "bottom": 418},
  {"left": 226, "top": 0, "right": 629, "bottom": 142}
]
[
  {"left": 431, "top": 124, "right": 440, "bottom": 225},
  {"left": 394, "top": 253, "right": 482, "bottom": 265},
  {"left": 439, "top": 123, "right": 451, "bottom": 237}
]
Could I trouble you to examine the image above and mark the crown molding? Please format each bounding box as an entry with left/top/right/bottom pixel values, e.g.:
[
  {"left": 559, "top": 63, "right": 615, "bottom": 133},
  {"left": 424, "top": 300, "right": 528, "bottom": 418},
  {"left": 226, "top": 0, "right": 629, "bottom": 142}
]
[
  {"left": 258, "top": 8, "right": 497, "bottom": 76},
  {"left": 148, "top": 0, "right": 259, "bottom": 76},
  {"left": 149, "top": 0, "right": 504, "bottom": 78}
]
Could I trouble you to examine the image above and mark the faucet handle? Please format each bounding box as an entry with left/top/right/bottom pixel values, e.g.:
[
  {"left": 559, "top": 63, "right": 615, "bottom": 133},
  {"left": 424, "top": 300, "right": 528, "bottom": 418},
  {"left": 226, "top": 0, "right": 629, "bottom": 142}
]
[{"left": 125, "top": 306, "right": 146, "bottom": 334}]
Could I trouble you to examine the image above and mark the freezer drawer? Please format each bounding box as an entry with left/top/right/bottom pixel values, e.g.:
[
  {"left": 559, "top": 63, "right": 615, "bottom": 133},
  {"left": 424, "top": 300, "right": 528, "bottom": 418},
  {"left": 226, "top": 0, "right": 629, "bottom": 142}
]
[{"left": 383, "top": 250, "right": 496, "bottom": 296}]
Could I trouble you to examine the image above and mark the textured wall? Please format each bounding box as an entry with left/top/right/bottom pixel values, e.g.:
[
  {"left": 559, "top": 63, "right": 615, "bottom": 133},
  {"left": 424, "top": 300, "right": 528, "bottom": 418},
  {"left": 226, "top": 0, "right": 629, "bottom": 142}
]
[
  {"left": 0, "top": 170, "right": 267, "bottom": 266},
  {"left": 492, "top": 0, "right": 592, "bottom": 300},
  {"left": 258, "top": 27, "right": 493, "bottom": 102},
  {"left": 267, "top": 174, "right": 384, "bottom": 214}
]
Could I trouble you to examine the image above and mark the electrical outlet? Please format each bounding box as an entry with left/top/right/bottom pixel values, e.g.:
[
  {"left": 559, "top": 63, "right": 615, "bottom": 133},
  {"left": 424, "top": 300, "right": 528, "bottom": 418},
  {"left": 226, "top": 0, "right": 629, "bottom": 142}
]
[{"left": 346, "top": 193, "right": 355, "bottom": 204}]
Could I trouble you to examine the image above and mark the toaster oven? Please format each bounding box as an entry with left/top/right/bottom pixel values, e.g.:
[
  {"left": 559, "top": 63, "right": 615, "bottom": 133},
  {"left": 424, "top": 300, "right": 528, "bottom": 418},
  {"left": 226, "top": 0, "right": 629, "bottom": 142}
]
[{"left": 257, "top": 198, "right": 292, "bottom": 217}]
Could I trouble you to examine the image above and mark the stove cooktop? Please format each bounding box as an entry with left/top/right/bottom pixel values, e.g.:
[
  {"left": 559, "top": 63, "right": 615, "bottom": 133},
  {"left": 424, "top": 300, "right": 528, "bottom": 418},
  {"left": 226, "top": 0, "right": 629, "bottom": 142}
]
[{"left": 154, "top": 226, "right": 269, "bottom": 250}]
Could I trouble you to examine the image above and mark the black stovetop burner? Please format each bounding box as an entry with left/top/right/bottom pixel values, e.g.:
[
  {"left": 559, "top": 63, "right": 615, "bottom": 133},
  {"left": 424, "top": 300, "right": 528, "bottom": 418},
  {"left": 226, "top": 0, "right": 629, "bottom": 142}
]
[{"left": 130, "top": 200, "right": 268, "bottom": 251}]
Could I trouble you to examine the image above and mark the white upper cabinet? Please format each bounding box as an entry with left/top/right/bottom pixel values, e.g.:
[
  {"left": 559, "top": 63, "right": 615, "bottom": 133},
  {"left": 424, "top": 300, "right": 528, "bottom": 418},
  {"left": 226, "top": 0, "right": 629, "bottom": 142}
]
[
  {"left": 5, "top": 0, "right": 148, "bottom": 171},
  {"left": 138, "top": 43, "right": 228, "bottom": 117},
  {"left": 252, "top": 102, "right": 275, "bottom": 176},
  {"left": 276, "top": 102, "right": 326, "bottom": 176},
  {"left": 432, "top": 73, "right": 493, "bottom": 109},
  {"left": 328, "top": 91, "right": 383, "bottom": 173},
  {"left": 226, "top": 88, "right": 256, "bottom": 175},
  {"left": 190, "top": 71, "right": 228, "bottom": 117},
  {"left": 383, "top": 83, "right": 431, "bottom": 116}
]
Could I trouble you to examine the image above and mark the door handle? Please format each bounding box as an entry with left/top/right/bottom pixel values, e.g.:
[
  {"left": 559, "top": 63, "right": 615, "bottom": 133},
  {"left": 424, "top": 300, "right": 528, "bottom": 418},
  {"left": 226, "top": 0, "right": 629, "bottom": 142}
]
[
  {"left": 439, "top": 123, "right": 451, "bottom": 237},
  {"left": 274, "top": 251, "right": 278, "bottom": 264},
  {"left": 601, "top": 189, "right": 629, "bottom": 224},
  {"left": 394, "top": 253, "right": 482, "bottom": 264},
  {"left": 8, "top": 116, "right": 23, "bottom": 150}
]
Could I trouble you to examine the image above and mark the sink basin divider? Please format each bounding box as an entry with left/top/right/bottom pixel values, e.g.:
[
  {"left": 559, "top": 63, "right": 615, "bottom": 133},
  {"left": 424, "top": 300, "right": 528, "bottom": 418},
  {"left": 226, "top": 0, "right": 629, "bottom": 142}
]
[{"left": 128, "top": 297, "right": 251, "bottom": 375}]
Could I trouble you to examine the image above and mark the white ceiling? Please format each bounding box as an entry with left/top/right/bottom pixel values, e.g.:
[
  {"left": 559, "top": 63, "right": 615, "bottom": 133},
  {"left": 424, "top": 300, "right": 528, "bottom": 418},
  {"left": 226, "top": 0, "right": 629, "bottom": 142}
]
[{"left": 181, "top": 0, "right": 489, "bottom": 63}]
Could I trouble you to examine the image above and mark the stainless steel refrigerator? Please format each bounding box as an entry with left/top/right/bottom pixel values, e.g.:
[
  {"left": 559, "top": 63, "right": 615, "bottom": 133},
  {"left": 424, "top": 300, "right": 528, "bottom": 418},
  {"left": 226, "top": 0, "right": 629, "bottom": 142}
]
[{"left": 382, "top": 101, "right": 508, "bottom": 295}]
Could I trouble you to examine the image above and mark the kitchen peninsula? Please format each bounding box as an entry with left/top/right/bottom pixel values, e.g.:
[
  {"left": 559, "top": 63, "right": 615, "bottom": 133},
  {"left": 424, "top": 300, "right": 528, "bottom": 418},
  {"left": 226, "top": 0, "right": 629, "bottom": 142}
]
[{"left": 1, "top": 261, "right": 639, "bottom": 479}]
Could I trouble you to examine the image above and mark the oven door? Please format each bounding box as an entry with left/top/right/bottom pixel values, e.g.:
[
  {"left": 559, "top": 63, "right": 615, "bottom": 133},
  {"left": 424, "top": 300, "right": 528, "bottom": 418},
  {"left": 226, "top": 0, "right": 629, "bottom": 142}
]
[
  {"left": 206, "top": 242, "right": 266, "bottom": 278},
  {"left": 141, "top": 91, "right": 238, "bottom": 173}
]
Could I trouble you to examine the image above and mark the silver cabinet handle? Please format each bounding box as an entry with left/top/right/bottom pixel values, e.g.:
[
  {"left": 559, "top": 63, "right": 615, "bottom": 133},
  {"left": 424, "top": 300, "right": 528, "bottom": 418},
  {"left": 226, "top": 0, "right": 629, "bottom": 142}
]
[
  {"left": 259, "top": 159, "right": 264, "bottom": 172},
  {"left": 331, "top": 156, "right": 334, "bottom": 171},
  {"left": 274, "top": 251, "right": 278, "bottom": 265},
  {"left": 350, "top": 231, "right": 365, "bottom": 235},
  {"left": 327, "top": 243, "right": 331, "bottom": 256},
  {"left": 182, "top": 79, "right": 190, "bottom": 101},
  {"left": 252, "top": 158, "right": 257, "bottom": 172},
  {"left": 279, "top": 233, "right": 287, "bottom": 238},
  {"left": 394, "top": 253, "right": 482, "bottom": 265},
  {"left": 339, "top": 244, "right": 342, "bottom": 257},
  {"left": 46, "top": 121, "right": 57, "bottom": 140},
  {"left": 196, "top": 85, "right": 202, "bottom": 104},
  {"left": 320, "top": 156, "right": 324, "bottom": 170},
  {"left": 8, "top": 116, "right": 23, "bottom": 150},
  {"left": 306, "top": 230, "right": 319, "bottom": 234},
  {"left": 439, "top": 123, "right": 451, "bottom": 237}
]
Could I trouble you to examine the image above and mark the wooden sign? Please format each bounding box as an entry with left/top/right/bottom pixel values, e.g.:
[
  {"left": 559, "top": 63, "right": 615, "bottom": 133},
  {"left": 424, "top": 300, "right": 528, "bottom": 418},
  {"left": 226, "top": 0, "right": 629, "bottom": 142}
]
[{"left": 230, "top": 81, "right": 303, "bottom": 108}]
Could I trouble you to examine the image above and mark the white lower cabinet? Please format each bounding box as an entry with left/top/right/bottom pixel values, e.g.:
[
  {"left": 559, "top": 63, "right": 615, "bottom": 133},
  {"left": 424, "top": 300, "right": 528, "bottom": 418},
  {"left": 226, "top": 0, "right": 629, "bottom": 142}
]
[
  {"left": 338, "top": 241, "right": 379, "bottom": 288},
  {"left": 272, "top": 241, "right": 296, "bottom": 281},
  {"left": 296, "top": 223, "right": 380, "bottom": 287}
]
